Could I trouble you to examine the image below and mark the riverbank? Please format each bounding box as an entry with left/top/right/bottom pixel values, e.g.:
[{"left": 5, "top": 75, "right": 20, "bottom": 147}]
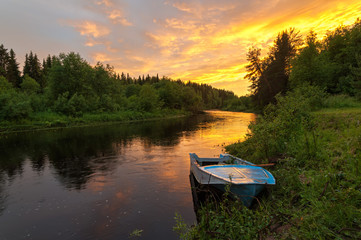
[
  {"left": 0, "top": 109, "right": 189, "bottom": 134},
  {"left": 175, "top": 93, "right": 361, "bottom": 239}
]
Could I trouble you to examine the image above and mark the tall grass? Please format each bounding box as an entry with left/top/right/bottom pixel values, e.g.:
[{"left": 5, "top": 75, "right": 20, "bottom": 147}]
[{"left": 322, "top": 94, "right": 361, "bottom": 108}]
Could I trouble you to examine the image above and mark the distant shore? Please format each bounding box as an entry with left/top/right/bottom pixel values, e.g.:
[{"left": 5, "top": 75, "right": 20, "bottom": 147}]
[{"left": 0, "top": 109, "right": 190, "bottom": 135}]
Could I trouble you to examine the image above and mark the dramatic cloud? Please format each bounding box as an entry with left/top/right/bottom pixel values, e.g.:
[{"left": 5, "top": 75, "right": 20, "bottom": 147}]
[
  {"left": 67, "top": 21, "right": 110, "bottom": 38},
  {"left": 1, "top": 0, "right": 361, "bottom": 95},
  {"left": 107, "top": 9, "right": 133, "bottom": 26}
]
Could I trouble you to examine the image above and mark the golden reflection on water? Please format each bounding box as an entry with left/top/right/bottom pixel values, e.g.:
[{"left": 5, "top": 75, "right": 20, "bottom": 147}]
[
  {"left": 177, "top": 110, "right": 256, "bottom": 157},
  {"left": 78, "top": 110, "right": 256, "bottom": 238},
  {"left": 112, "top": 110, "right": 256, "bottom": 192}
]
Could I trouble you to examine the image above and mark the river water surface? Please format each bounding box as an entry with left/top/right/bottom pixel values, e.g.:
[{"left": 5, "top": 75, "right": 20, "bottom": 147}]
[{"left": 0, "top": 111, "right": 255, "bottom": 240}]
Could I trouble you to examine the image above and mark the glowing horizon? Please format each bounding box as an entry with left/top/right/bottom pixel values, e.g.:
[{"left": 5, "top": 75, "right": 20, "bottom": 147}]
[{"left": 1, "top": 0, "right": 361, "bottom": 96}]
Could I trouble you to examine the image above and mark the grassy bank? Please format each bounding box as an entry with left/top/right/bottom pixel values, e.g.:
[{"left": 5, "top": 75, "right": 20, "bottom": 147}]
[
  {"left": 0, "top": 109, "right": 189, "bottom": 134},
  {"left": 175, "top": 91, "right": 361, "bottom": 239}
]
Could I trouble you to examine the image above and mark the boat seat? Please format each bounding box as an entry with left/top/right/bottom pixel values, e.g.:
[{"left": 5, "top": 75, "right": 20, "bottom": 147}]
[{"left": 190, "top": 153, "right": 227, "bottom": 166}]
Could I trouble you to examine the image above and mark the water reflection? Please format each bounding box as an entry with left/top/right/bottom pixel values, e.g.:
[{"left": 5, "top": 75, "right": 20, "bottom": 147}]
[
  {"left": 0, "top": 111, "right": 255, "bottom": 239},
  {"left": 189, "top": 173, "right": 225, "bottom": 222},
  {"left": 0, "top": 116, "right": 211, "bottom": 188}
]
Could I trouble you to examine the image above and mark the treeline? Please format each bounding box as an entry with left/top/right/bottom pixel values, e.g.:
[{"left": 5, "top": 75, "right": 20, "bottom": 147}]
[
  {"left": 0, "top": 46, "right": 238, "bottom": 122},
  {"left": 247, "top": 19, "right": 361, "bottom": 108}
]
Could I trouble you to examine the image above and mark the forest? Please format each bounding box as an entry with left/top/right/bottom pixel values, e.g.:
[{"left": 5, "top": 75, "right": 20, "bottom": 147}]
[
  {"left": 246, "top": 19, "right": 361, "bottom": 109},
  {"left": 0, "top": 47, "right": 240, "bottom": 128}
]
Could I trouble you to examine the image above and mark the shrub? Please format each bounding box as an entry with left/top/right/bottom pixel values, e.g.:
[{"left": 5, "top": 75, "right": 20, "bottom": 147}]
[
  {"left": 53, "top": 92, "right": 86, "bottom": 117},
  {"left": 0, "top": 76, "right": 12, "bottom": 92},
  {"left": 226, "top": 84, "right": 325, "bottom": 163},
  {"left": 98, "top": 94, "right": 120, "bottom": 112},
  {"left": 139, "top": 84, "right": 161, "bottom": 112},
  {"left": 20, "top": 74, "right": 40, "bottom": 94},
  {"left": 0, "top": 90, "right": 32, "bottom": 120}
]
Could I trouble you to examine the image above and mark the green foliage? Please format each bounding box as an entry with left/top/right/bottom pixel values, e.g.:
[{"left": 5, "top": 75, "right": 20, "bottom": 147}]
[
  {"left": 289, "top": 31, "right": 336, "bottom": 89},
  {"left": 249, "top": 19, "right": 361, "bottom": 110},
  {"left": 0, "top": 76, "right": 12, "bottom": 92},
  {"left": 181, "top": 87, "right": 203, "bottom": 113},
  {"left": 0, "top": 90, "right": 32, "bottom": 120},
  {"left": 0, "top": 43, "right": 241, "bottom": 127},
  {"left": 126, "top": 95, "right": 140, "bottom": 111},
  {"left": 174, "top": 190, "right": 271, "bottom": 239},
  {"left": 138, "top": 84, "right": 161, "bottom": 111},
  {"left": 98, "top": 94, "right": 120, "bottom": 112},
  {"left": 222, "top": 94, "right": 361, "bottom": 239},
  {"left": 227, "top": 84, "right": 325, "bottom": 162},
  {"left": 322, "top": 94, "right": 361, "bottom": 108},
  {"left": 23, "top": 51, "right": 43, "bottom": 88},
  {"left": 290, "top": 20, "right": 361, "bottom": 97},
  {"left": 173, "top": 213, "right": 198, "bottom": 240},
  {"left": 48, "top": 52, "right": 93, "bottom": 100},
  {"left": 0, "top": 44, "right": 8, "bottom": 77},
  {"left": 125, "top": 84, "right": 141, "bottom": 98},
  {"left": 247, "top": 28, "right": 302, "bottom": 108},
  {"left": 351, "top": 54, "right": 361, "bottom": 100},
  {"left": 129, "top": 229, "right": 143, "bottom": 238},
  {"left": 6, "top": 49, "right": 21, "bottom": 87},
  {"left": 21, "top": 74, "right": 40, "bottom": 94},
  {"left": 222, "top": 96, "right": 253, "bottom": 112},
  {"left": 53, "top": 92, "right": 86, "bottom": 117},
  {"left": 156, "top": 80, "right": 182, "bottom": 109}
]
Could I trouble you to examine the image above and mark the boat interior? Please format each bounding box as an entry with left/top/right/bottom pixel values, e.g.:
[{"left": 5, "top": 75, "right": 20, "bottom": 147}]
[{"left": 190, "top": 153, "right": 230, "bottom": 166}]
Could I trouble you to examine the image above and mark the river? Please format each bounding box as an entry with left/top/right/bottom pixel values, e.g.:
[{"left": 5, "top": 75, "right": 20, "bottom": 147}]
[{"left": 0, "top": 110, "right": 256, "bottom": 240}]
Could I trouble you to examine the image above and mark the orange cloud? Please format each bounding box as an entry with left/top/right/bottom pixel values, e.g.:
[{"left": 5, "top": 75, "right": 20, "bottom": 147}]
[
  {"left": 96, "top": 0, "right": 113, "bottom": 7},
  {"left": 70, "top": 20, "right": 110, "bottom": 38},
  {"left": 92, "top": 52, "right": 112, "bottom": 62},
  {"left": 108, "top": 9, "right": 132, "bottom": 26}
]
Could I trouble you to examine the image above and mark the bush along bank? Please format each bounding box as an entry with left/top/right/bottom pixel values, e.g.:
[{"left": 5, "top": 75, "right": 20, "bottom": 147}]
[
  {"left": 0, "top": 109, "right": 189, "bottom": 134},
  {"left": 175, "top": 85, "right": 361, "bottom": 239}
]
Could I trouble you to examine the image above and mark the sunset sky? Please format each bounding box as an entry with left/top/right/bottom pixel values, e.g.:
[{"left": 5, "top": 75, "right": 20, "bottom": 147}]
[{"left": 1, "top": 0, "right": 361, "bottom": 96}]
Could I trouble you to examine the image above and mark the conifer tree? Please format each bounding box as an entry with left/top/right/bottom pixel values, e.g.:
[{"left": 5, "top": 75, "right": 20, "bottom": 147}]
[
  {"left": 0, "top": 44, "right": 9, "bottom": 77},
  {"left": 40, "top": 54, "right": 53, "bottom": 89},
  {"left": 23, "top": 51, "right": 43, "bottom": 87},
  {"left": 6, "top": 49, "right": 21, "bottom": 87},
  {"left": 246, "top": 28, "right": 302, "bottom": 107},
  {"left": 32, "top": 53, "right": 42, "bottom": 84},
  {"left": 121, "top": 72, "right": 126, "bottom": 84},
  {"left": 126, "top": 73, "right": 131, "bottom": 84},
  {"left": 23, "top": 53, "right": 30, "bottom": 77}
]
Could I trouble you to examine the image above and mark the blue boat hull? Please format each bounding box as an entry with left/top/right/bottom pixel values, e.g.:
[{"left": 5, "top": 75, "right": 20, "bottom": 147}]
[
  {"left": 211, "top": 183, "right": 266, "bottom": 207},
  {"left": 189, "top": 153, "right": 275, "bottom": 207}
]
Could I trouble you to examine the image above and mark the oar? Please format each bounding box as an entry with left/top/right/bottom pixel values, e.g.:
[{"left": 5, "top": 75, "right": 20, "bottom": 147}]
[{"left": 255, "top": 163, "right": 275, "bottom": 167}]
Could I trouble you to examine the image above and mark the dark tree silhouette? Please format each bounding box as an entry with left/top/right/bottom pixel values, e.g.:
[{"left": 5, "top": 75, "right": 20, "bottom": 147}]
[
  {"left": 6, "top": 49, "right": 21, "bottom": 87},
  {"left": 246, "top": 28, "right": 302, "bottom": 107}
]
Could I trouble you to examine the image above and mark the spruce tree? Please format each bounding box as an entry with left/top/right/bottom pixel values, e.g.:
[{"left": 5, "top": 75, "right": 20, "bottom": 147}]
[
  {"left": 6, "top": 49, "right": 21, "bottom": 87},
  {"left": 0, "top": 44, "right": 9, "bottom": 77},
  {"left": 23, "top": 53, "right": 31, "bottom": 77},
  {"left": 31, "top": 53, "right": 42, "bottom": 85},
  {"left": 246, "top": 28, "right": 302, "bottom": 107},
  {"left": 23, "top": 51, "right": 43, "bottom": 87}
]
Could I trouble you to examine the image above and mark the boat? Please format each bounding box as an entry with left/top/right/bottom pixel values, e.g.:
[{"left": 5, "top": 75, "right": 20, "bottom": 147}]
[{"left": 189, "top": 153, "right": 276, "bottom": 207}]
